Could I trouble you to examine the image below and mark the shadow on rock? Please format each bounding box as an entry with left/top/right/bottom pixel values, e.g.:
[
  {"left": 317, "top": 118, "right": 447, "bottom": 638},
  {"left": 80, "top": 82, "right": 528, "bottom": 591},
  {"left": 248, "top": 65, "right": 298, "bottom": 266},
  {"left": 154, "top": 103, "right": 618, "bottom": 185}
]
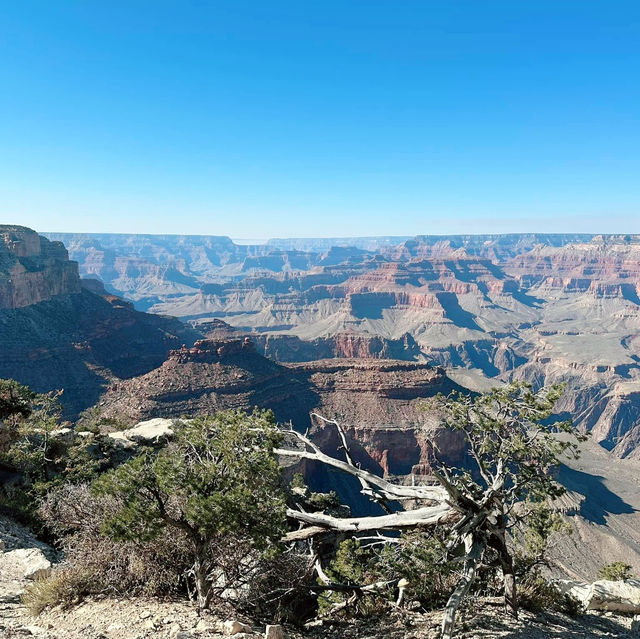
[{"left": 557, "top": 465, "right": 636, "bottom": 525}]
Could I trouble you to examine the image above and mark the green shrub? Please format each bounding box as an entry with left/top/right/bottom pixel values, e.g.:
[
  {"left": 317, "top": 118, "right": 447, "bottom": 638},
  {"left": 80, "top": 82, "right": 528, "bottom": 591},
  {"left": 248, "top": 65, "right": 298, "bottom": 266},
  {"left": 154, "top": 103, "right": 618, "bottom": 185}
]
[
  {"left": 91, "top": 409, "right": 287, "bottom": 609},
  {"left": 1, "top": 404, "right": 122, "bottom": 527},
  {"left": 598, "top": 562, "right": 634, "bottom": 581},
  {"left": 319, "top": 530, "right": 457, "bottom": 617},
  {"left": 290, "top": 472, "right": 306, "bottom": 490},
  {"left": 518, "top": 575, "right": 581, "bottom": 616},
  {"left": 376, "top": 530, "right": 457, "bottom": 608},
  {"left": 308, "top": 490, "right": 341, "bottom": 510}
]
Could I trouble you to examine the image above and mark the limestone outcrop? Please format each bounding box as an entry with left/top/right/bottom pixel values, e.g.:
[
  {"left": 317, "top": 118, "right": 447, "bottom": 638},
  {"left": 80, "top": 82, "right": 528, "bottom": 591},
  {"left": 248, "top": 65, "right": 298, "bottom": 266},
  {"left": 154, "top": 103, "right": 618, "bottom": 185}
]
[
  {"left": 4, "top": 548, "right": 52, "bottom": 580},
  {"left": 556, "top": 579, "right": 640, "bottom": 613},
  {"left": 108, "top": 418, "right": 179, "bottom": 446}
]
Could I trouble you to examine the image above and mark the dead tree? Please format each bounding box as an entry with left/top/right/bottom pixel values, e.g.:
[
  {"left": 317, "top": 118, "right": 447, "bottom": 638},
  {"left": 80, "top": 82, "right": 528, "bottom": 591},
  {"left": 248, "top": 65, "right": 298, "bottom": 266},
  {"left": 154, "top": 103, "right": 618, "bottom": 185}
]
[{"left": 277, "top": 384, "right": 582, "bottom": 639}]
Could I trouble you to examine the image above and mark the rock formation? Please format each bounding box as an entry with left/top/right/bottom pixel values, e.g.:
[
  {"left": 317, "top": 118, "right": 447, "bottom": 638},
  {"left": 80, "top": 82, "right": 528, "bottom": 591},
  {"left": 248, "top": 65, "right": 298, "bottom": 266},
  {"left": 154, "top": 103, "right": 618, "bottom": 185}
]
[
  {"left": 0, "top": 226, "right": 80, "bottom": 308},
  {"left": 18, "top": 229, "right": 640, "bottom": 460},
  {"left": 0, "top": 225, "right": 199, "bottom": 417},
  {"left": 97, "top": 337, "right": 466, "bottom": 482},
  {"left": 556, "top": 579, "right": 640, "bottom": 613}
]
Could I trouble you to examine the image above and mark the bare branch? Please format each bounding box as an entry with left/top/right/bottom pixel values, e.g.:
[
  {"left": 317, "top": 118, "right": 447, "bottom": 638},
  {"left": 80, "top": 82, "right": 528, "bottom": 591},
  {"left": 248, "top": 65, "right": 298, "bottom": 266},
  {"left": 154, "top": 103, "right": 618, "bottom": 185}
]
[
  {"left": 276, "top": 428, "right": 447, "bottom": 503},
  {"left": 311, "top": 412, "right": 393, "bottom": 512},
  {"left": 283, "top": 503, "right": 455, "bottom": 541}
]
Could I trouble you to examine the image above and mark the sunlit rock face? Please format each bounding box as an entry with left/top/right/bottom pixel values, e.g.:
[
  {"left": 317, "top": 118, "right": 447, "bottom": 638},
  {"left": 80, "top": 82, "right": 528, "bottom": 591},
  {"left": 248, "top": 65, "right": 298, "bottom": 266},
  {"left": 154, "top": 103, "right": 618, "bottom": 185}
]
[{"left": 0, "top": 226, "right": 81, "bottom": 308}]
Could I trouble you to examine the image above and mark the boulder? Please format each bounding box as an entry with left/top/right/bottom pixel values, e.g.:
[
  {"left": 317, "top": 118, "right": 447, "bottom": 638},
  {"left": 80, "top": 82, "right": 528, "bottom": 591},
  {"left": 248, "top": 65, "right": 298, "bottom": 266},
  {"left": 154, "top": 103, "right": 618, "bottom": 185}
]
[
  {"left": 556, "top": 578, "right": 640, "bottom": 613},
  {"left": 5, "top": 548, "right": 52, "bottom": 580},
  {"left": 51, "top": 428, "right": 76, "bottom": 445},
  {"left": 265, "top": 625, "right": 285, "bottom": 639},
  {"left": 587, "top": 579, "right": 640, "bottom": 613},
  {"left": 122, "top": 418, "right": 176, "bottom": 444},
  {"left": 222, "top": 620, "right": 253, "bottom": 635},
  {"left": 106, "top": 431, "right": 137, "bottom": 449},
  {"left": 555, "top": 579, "right": 591, "bottom": 603},
  {"left": 194, "top": 619, "right": 214, "bottom": 633}
]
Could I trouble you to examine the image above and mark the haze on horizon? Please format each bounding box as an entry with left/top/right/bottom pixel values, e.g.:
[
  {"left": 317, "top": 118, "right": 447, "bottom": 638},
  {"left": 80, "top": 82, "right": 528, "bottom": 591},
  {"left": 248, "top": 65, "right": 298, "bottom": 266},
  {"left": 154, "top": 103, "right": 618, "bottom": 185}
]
[{"left": 2, "top": 2, "right": 640, "bottom": 237}]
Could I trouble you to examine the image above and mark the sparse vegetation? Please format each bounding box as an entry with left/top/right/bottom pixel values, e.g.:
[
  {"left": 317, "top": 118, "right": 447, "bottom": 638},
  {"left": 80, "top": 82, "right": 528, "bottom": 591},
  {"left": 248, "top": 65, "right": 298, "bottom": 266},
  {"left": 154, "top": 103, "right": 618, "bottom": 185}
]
[
  {"left": 278, "top": 382, "right": 584, "bottom": 639},
  {"left": 22, "top": 574, "right": 77, "bottom": 616},
  {"left": 3, "top": 382, "right": 590, "bottom": 637},
  {"left": 0, "top": 378, "right": 35, "bottom": 425},
  {"left": 598, "top": 561, "right": 634, "bottom": 581},
  {"left": 517, "top": 575, "right": 581, "bottom": 616},
  {"left": 0, "top": 382, "right": 120, "bottom": 526},
  {"left": 91, "top": 409, "right": 287, "bottom": 609}
]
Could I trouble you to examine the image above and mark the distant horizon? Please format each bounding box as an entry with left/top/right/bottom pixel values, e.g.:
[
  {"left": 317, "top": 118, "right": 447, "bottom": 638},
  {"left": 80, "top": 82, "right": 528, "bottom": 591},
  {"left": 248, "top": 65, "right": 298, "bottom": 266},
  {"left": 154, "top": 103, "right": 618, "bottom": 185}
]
[{"left": 38, "top": 227, "right": 640, "bottom": 243}]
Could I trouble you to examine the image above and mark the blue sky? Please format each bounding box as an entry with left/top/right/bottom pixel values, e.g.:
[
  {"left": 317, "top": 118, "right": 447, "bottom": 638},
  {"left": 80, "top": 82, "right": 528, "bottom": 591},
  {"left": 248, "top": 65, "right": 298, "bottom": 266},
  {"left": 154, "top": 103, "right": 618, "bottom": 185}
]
[{"left": 1, "top": 1, "right": 639, "bottom": 238}]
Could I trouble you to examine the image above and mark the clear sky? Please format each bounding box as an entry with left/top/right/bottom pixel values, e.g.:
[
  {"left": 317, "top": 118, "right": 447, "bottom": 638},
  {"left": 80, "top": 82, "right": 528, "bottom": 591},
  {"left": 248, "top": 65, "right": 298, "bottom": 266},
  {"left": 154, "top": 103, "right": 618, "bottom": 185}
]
[{"left": 2, "top": 2, "right": 639, "bottom": 238}]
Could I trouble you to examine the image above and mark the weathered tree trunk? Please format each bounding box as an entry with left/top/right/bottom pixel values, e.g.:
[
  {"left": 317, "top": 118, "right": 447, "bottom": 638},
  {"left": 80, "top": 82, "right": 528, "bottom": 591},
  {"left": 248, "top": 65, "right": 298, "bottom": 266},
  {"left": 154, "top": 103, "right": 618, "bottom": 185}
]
[
  {"left": 193, "top": 550, "right": 212, "bottom": 610},
  {"left": 441, "top": 534, "right": 484, "bottom": 639},
  {"left": 503, "top": 564, "right": 517, "bottom": 619},
  {"left": 284, "top": 502, "right": 454, "bottom": 541},
  {"left": 489, "top": 511, "right": 518, "bottom": 618}
]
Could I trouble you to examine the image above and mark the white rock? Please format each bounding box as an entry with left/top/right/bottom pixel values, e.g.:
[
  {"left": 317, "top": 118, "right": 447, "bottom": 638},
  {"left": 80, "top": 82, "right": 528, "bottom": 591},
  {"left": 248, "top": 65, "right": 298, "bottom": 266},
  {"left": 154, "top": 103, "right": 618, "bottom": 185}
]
[
  {"left": 587, "top": 579, "right": 640, "bottom": 613},
  {"left": 194, "top": 619, "right": 213, "bottom": 632},
  {"left": 223, "top": 620, "right": 253, "bottom": 635},
  {"left": 123, "top": 418, "right": 176, "bottom": 444},
  {"left": 556, "top": 578, "right": 640, "bottom": 613},
  {"left": 51, "top": 428, "right": 75, "bottom": 445},
  {"left": 107, "top": 431, "right": 137, "bottom": 448},
  {"left": 5, "top": 548, "right": 52, "bottom": 580},
  {"left": 555, "top": 579, "right": 591, "bottom": 602},
  {"left": 265, "top": 624, "right": 285, "bottom": 639},
  {"left": 168, "top": 622, "right": 182, "bottom": 637}
]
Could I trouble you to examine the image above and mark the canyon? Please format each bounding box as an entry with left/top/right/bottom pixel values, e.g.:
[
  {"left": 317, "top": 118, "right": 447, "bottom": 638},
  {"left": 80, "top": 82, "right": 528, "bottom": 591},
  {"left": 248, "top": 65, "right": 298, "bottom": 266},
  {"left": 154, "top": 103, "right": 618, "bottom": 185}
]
[
  {"left": 46, "top": 231, "right": 640, "bottom": 459},
  {"left": 3, "top": 225, "right": 640, "bottom": 578}
]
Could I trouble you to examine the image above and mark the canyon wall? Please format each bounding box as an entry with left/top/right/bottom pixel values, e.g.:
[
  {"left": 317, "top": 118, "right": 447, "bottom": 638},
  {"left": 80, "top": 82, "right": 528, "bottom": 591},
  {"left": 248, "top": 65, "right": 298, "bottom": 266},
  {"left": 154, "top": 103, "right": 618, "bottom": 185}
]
[
  {"left": 0, "top": 226, "right": 199, "bottom": 417},
  {"left": 0, "top": 226, "right": 81, "bottom": 308}
]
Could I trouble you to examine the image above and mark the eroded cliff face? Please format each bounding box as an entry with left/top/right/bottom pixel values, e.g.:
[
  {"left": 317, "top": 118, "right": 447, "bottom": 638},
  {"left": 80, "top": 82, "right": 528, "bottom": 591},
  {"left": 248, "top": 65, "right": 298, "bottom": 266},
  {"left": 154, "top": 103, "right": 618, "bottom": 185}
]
[
  {"left": 98, "top": 338, "right": 466, "bottom": 476},
  {"left": 0, "top": 226, "right": 200, "bottom": 417},
  {"left": 0, "top": 226, "right": 81, "bottom": 308}
]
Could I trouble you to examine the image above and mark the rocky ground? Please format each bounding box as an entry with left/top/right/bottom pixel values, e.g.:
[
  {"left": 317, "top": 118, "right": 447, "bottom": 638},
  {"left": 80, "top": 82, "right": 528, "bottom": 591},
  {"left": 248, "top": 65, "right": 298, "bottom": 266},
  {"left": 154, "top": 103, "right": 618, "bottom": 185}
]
[
  {"left": 1, "top": 589, "right": 637, "bottom": 639},
  {"left": 1, "top": 515, "right": 637, "bottom": 639}
]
